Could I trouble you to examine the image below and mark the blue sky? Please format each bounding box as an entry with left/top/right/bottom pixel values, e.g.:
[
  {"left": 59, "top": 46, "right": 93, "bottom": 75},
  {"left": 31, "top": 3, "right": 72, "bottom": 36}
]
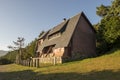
[{"left": 0, "top": 0, "right": 111, "bottom": 51}]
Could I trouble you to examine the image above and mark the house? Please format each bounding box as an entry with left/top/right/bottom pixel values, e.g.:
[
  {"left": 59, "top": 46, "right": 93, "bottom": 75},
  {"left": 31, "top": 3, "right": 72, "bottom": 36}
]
[{"left": 36, "top": 12, "right": 96, "bottom": 63}]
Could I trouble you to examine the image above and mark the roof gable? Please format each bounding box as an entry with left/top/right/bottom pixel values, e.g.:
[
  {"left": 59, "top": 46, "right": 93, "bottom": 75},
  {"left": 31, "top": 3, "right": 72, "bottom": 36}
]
[
  {"left": 37, "top": 12, "right": 96, "bottom": 52},
  {"left": 80, "top": 12, "right": 96, "bottom": 33}
]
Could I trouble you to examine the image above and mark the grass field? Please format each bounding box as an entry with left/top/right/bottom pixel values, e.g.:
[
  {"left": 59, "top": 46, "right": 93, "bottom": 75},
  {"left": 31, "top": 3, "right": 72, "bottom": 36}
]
[{"left": 0, "top": 48, "right": 120, "bottom": 80}]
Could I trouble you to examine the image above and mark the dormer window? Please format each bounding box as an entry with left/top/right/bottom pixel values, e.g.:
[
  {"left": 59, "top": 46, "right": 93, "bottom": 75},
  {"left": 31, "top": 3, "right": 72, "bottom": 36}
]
[{"left": 48, "top": 32, "right": 61, "bottom": 40}]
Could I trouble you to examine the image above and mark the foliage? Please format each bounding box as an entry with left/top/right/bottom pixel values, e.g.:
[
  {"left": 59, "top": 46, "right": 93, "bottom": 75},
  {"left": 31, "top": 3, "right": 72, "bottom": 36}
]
[
  {"left": 38, "top": 31, "right": 45, "bottom": 37},
  {"left": 0, "top": 58, "right": 12, "bottom": 65},
  {"left": 96, "top": 4, "right": 110, "bottom": 17},
  {"left": 0, "top": 38, "right": 37, "bottom": 64},
  {"left": 0, "top": 50, "right": 17, "bottom": 65},
  {"left": 1, "top": 31, "right": 45, "bottom": 63},
  {"left": 96, "top": 0, "right": 120, "bottom": 55},
  {"left": 4, "top": 39, "right": 37, "bottom": 61},
  {"left": 8, "top": 37, "right": 25, "bottom": 64},
  {"left": 23, "top": 31, "right": 45, "bottom": 59},
  {"left": 100, "top": 16, "right": 120, "bottom": 43},
  {"left": 23, "top": 39, "right": 37, "bottom": 59}
]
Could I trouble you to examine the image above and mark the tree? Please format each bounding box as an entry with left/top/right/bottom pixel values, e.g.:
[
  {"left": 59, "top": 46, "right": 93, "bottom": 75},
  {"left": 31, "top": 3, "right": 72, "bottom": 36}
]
[
  {"left": 24, "top": 39, "right": 37, "bottom": 59},
  {"left": 25, "top": 31, "right": 45, "bottom": 58},
  {"left": 5, "top": 31, "right": 45, "bottom": 63},
  {"left": 8, "top": 37, "right": 25, "bottom": 64},
  {"left": 96, "top": 4, "right": 110, "bottom": 17},
  {"left": 38, "top": 31, "right": 45, "bottom": 37},
  {"left": 0, "top": 50, "right": 18, "bottom": 64},
  {"left": 96, "top": 0, "right": 120, "bottom": 54}
]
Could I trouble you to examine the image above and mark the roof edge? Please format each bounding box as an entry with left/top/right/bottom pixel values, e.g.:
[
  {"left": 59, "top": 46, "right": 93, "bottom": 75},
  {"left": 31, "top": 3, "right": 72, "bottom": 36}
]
[{"left": 81, "top": 12, "right": 96, "bottom": 33}]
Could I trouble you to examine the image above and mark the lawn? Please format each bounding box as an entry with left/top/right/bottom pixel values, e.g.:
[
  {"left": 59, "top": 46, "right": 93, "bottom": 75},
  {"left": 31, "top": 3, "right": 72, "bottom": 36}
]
[{"left": 0, "top": 48, "right": 120, "bottom": 80}]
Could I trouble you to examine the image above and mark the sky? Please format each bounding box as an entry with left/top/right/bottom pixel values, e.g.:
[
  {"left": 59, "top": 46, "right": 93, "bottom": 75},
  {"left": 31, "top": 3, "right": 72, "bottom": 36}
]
[{"left": 0, "top": 0, "right": 112, "bottom": 51}]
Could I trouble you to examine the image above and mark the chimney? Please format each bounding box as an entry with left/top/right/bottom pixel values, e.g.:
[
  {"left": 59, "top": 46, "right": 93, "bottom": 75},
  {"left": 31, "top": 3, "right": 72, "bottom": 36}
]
[{"left": 63, "top": 18, "right": 66, "bottom": 21}]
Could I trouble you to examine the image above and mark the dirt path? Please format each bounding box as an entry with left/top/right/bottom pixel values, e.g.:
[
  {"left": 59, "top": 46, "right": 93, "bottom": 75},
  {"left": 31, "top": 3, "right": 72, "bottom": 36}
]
[
  {"left": 0, "top": 65, "right": 8, "bottom": 80},
  {"left": 0, "top": 65, "right": 8, "bottom": 72}
]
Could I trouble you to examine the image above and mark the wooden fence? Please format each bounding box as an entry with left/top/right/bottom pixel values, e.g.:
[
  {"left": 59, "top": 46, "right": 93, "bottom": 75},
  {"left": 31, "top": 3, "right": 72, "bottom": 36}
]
[{"left": 19, "top": 57, "right": 62, "bottom": 67}]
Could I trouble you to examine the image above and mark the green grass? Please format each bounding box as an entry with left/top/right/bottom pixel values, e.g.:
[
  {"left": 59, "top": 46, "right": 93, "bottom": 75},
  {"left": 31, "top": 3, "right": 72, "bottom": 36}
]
[{"left": 0, "top": 49, "right": 120, "bottom": 80}]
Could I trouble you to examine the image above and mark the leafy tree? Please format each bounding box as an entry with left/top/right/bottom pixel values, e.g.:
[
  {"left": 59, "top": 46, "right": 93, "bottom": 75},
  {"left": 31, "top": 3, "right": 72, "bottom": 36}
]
[
  {"left": 24, "top": 39, "right": 37, "bottom": 59},
  {"left": 96, "top": 4, "right": 110, "bottom": 17},
  {"left": 96, "top": 0, "right": 120, "bottom": 54},
  {"left": 21, "top": 31, "right": 45, "bottom": 59},
  {"left": 0, "top": 50, "right": 18, "bottom": 63},
  {"left": 0, "top": 58, "right": 12, "bottom": 65},
  {"left": 24, "top": 31, "right": 45, "bottom": 59}
]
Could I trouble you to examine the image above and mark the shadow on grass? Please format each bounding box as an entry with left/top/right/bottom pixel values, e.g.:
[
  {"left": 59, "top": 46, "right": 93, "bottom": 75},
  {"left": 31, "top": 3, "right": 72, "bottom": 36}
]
[
  {"left": 0, "top": 69, "right": 120, "bottom": 80},
  {"left": 98, "top": 48, "right": 120, "bottom": 57}
]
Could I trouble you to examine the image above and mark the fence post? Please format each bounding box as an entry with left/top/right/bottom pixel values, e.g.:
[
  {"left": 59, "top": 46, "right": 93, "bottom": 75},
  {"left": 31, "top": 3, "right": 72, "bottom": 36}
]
[
  {"left": 28, "top": 60, "right": 30, "bottom": 67},
  {"left": 22, "top": 60, "right": 24, "bottom": 66},
  {"left": 30, "top": 59, "right": 33, "bottom": 67},
  {"left": 39, "top": 58, "right": 40, "bottom": 67},
  {"left": 36, "top": 58, "right": 39, "bottom": 68},
  {"left": 60, "top": 57, "right": 62, "bottom": 63},
  {"left": 27, "top": 60, "right": 29, "bottom": 66},
  {"left": 53, "top": 57, "right": 56, "bottom": 65},
  {"left": 25, "top": 60, "right": 26, "bottom": 66},
  {"left": 33, "top": 58, "right": 35, "bottom": 67}
]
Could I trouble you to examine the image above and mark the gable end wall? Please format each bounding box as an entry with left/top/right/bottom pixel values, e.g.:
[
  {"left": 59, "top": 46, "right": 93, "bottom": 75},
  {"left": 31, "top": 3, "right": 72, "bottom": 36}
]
[{"left": 71, "top": 15, "right": 96, "bottom": 59}]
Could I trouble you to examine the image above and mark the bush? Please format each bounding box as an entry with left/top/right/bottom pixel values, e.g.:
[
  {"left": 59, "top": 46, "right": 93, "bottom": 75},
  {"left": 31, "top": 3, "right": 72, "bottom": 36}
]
[{"left": 0, "top": 58, "right": 12, "bottom": 65}]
